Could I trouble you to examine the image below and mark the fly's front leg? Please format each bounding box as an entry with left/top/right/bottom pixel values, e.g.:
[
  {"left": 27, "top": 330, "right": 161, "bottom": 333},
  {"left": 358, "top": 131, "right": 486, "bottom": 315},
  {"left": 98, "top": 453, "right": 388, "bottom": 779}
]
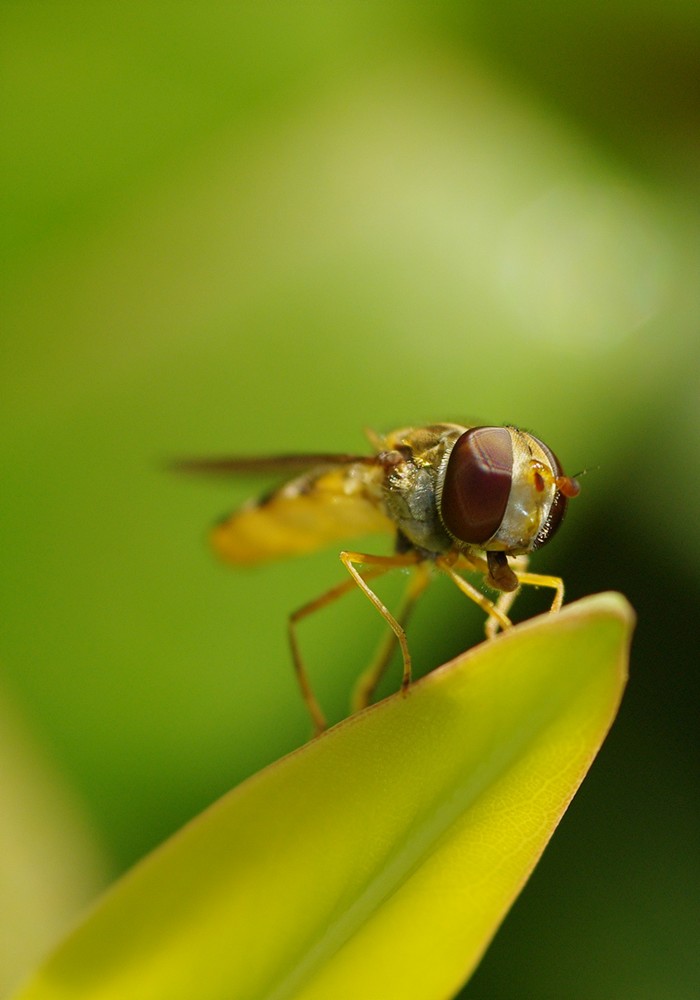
[
  {"left": 510, "top": 570, "right": 564, "bottom": 613},
  {"left": 437, "top": 554, "right": 513, "bottom": 634},
  {"left": 288, "top": 566, "right": 387, "bottom": 735},
  {"left": 339, "top": 550, "right": 422, "bottom": 698},
  {"left": 478, "top": 553, "right": 564, "bottom": 637},
  {"left": 350, "top": 560, "right": 431, "bottom": 713}
]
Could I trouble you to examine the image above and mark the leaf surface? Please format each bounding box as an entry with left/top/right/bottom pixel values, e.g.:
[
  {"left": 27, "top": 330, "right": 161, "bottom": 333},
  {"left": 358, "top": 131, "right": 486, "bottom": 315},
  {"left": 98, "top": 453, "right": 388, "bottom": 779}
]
[{"left": 13, "top": 592, "right": 633, "bottom": 1000}]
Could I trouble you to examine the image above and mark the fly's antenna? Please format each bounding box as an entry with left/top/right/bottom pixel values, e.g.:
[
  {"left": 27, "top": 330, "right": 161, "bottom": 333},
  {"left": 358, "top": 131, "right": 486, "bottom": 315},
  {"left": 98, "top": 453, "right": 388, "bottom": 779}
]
[{"left": 570, "top": 465, "right": 597, "bottom": 480}]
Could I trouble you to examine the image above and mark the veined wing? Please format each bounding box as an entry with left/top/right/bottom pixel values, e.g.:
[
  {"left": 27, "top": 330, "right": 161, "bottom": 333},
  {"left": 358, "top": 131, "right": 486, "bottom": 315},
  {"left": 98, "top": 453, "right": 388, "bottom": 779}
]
[{"left": 173, "top": 453, "right": 379, "bottom": 476}]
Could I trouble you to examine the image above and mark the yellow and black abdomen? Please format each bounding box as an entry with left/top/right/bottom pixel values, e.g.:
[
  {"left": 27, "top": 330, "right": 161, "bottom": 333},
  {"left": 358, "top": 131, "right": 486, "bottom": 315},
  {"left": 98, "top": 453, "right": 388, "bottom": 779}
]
[{"left": 211, "top": 465, "right": 392, "bottom": 565}]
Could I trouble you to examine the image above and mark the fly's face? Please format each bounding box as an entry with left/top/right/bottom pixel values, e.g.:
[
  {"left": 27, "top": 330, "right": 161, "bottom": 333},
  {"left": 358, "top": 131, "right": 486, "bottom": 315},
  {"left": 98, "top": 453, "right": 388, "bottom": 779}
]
[{"left": 438, "top": 426, "right": 580, "bottom": 557}]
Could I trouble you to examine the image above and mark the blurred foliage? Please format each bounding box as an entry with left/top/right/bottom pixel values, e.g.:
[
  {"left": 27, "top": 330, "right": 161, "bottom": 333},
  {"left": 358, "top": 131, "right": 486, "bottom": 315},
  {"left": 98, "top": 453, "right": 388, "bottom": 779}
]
[{"left": 1, "top": 3, "right": 698, "bottom": 997}]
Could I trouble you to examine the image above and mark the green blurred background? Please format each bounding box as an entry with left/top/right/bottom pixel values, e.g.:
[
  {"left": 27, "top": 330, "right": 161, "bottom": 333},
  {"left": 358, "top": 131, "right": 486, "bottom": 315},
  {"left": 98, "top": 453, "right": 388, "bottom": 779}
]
[{"left": 2, "top": 3, "right": 698, "bottom": 997}]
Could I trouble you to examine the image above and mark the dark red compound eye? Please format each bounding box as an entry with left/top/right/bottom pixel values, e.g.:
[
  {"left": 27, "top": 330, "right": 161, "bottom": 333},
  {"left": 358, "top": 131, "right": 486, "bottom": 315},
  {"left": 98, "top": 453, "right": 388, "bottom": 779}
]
[{"left": 440, "top": 427, "right": 513, "bottom": 544}]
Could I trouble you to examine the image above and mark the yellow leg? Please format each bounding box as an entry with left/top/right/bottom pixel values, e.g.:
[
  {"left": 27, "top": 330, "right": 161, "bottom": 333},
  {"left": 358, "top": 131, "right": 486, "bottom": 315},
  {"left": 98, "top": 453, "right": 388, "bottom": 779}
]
[
  {"left": 350, "top": 560, "right": 431, "bottom": 713},
  {"left": 289, "top": 543, "right": 563, "bottom": 735},
  {"left": 339, "top": 550, "right": 423, "bottom": 698},
  {"left": 483, "top": 589, "right": 518, "bottom": 639},
  {"left": 288, "top": 565, "right": 388, "bottom": 735},
  {"left": 511, "top": 570, "right": 564, "bottom": 612},
  {"left": 451, "top": 551, "right": 564, "bottom": 638},
  {"left": 485, "top": 569, "right": 564, "bottom": 638},
  {"left": 288, "top": 550, "right": 423, "bottom": 735},
  {"left": 447, "top": 552, "right": 564, "bottom": 638},
  {"left": 436, "top": 555, "right": 513, "bottom": 633}
]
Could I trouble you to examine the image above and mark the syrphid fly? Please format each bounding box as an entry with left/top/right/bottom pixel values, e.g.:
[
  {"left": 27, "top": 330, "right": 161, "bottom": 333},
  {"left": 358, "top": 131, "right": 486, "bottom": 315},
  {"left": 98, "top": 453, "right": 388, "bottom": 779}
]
[{"left": 178, "top": 423, "right": 580, "bottom": 733}]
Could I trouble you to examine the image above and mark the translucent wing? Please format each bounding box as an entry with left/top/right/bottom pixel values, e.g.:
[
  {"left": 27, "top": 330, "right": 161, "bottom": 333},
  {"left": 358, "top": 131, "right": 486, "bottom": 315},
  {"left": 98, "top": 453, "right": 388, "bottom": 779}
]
[{"left": 172, "top": 453, "right": 378, "bottom": 476}]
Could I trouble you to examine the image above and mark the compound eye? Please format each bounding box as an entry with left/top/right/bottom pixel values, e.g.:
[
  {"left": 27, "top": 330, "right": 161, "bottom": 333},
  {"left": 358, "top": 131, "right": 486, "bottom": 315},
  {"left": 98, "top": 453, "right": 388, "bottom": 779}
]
[{"left": 440, "top": 427, "right": 513, "bottom": 544}]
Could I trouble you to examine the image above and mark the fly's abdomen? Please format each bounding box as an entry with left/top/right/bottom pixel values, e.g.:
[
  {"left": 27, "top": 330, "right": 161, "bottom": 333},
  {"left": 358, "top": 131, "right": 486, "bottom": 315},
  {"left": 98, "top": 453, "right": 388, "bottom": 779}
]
[{"left": 211, "top": 466, "right": 392, "bottom": 565}]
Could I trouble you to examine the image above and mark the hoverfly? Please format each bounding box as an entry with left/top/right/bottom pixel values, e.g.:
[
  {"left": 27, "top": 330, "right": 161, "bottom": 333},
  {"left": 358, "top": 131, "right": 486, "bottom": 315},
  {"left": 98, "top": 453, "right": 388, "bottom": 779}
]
[{"left": 179, "top": 423, "right": 579, "bottom": 733}]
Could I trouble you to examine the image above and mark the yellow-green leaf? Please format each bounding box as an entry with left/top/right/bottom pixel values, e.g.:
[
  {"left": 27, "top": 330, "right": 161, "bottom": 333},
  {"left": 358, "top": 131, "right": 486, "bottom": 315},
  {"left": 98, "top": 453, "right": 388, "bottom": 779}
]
[{"left": 12, "top": 592, "right": 632, "bottom": 1000}]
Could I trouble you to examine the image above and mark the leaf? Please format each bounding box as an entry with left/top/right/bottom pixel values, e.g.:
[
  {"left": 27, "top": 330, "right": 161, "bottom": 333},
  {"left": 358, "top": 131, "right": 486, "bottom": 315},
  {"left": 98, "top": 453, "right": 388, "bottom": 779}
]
[
  {"left": 12, "top": 592, "right": 632, "bottom": 1000},
  {"left": 0, "top": 690, "right": 106, "bottom": 996}
]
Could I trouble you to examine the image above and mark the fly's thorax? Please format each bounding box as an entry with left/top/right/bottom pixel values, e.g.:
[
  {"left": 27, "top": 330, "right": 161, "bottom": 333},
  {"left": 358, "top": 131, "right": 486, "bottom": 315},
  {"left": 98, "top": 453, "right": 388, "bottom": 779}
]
[
  {"left": 381, "top": 426, "right": 463, "bottom": 555},
  {"left": 436, "top": 426, "right": 574, "bottom": 556}
]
